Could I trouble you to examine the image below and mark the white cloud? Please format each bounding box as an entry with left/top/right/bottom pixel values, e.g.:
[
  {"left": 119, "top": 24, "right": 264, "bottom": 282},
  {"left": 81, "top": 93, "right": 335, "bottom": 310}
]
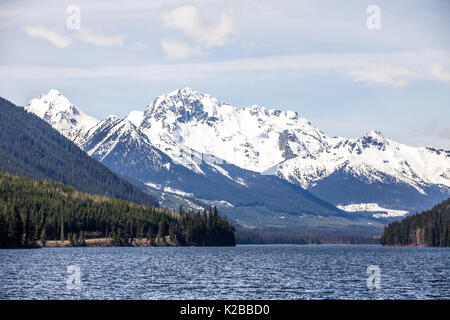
[
  {"left": 23, "top": 25, "right": 72, "bottom": 48},
  {"left": 23, "top": 25, "right": 124, "bottom": 48},
  {"left": 3, "top": 50, "right": 450, "bottom": 85},
  {"left": 162, "top": 5, "right": 234, "bottom": 48},
  {"left": 430, "top": 62, "right": 450, "bottom": 82},
  {"left": 348, "top": 64, "right": 421, "bottom": 87},
  {"left": 160, "top": 39, "right": 206, "bottom": 59},
  {"left": 74, "top": 27, "right": 124, "bottom": 47}
]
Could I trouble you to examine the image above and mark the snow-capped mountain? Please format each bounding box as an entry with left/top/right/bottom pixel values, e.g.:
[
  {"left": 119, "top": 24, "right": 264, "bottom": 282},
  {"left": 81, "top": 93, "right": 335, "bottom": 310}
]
[
  {"left": 24, "top": 88, "right": 450, "bottom": 220},
  {"left": 24, "top": 89, "right": 348, "bottom": 228},
  {"left": 138, "top": 88, "right": 449, "bottom": 215},
  {"left": 276, "top": 130, "right": 449, "bottom": 191},
  {"left": 140, "top": 88, "right": 330, "bottom": 173},
  {"left": 275, "top": 130, "right": 450, "bottom": 214},
  {"left": 25, "top": 89, "right": 98, "bottom": 144}
]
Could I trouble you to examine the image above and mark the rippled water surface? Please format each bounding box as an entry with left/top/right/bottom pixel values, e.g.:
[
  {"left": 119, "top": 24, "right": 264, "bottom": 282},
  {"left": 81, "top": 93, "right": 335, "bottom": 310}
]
[{"left": 0, "top": 245, "right": 449, "bottom": 299}]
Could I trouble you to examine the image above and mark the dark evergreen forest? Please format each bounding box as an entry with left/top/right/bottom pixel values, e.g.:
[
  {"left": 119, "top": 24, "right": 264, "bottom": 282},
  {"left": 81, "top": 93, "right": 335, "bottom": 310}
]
[
  {"left": 0, "top": 173, "right": 235, "bottom": 248},
  {"left": 380, "top": 198, "right": 450, "bottom": 246}
]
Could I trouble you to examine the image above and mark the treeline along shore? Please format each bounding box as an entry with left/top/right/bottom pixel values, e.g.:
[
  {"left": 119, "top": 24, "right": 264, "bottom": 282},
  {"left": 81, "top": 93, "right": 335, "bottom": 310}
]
[
  {"left": 380, "top": 198, "right": 450, "bottom": 247},
  {"left": 0, "top": 173, "right": 235, "bottom": 248}
]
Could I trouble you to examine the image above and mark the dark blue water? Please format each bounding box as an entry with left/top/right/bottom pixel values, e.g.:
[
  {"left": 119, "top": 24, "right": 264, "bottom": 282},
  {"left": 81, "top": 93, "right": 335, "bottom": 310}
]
[{"left": 0, "top": 245, "right": 449, "bottom": 299}]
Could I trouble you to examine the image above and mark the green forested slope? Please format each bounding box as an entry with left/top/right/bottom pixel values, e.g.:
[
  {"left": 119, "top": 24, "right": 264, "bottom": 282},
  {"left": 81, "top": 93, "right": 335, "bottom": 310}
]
[
  {"left": 380, "top": 198, "right": 450, "bottom": 246},
  {"left": 0, "top": 172, "right": 235, "bottom": 247},
  {"left": 0, "top": 96, "right": 157, "bottom": 206}
]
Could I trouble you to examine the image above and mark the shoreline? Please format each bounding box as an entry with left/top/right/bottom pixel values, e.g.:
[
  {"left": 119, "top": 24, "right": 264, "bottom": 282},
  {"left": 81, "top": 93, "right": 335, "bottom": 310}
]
[
  {"left": 8, "top": 237, "right": 185, "bottom": 248},
  {"left": 1, "top": 236, "right": 238, "bottom": 249}
]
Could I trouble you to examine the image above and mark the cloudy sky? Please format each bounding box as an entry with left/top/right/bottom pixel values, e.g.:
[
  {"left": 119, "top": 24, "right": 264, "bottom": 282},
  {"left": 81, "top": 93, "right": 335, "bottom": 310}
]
[{"left": 1, "top": 0, "right": 449, "bottom": 148}]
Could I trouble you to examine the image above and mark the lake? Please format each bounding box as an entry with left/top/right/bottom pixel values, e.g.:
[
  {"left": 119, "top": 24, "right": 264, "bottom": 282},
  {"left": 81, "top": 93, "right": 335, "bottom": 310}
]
[{"left": 0, "top": 245, "right": 449, "bottom": 299}]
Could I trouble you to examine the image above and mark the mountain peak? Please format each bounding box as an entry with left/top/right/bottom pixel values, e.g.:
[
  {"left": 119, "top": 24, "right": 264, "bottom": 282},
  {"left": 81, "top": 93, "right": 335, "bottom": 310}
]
[
  {"left": 126, "top": 110, "right": 144, "bottom": 127},
  {"left": 364, "top": 129, "right": 384, "bottom": 139},
  {"left": 178, "top": 86, "right": 196, "bottom": 94},
  {"left": 143, "top": 87, "right": 222, "bottom": 124},
  {"left": 21, "top": 89, "right": 450, "bottom": 219},
  {"left": 47, "top": 88, "right": 62, "bottom": 97},
  {"left": 105, "top": 115, "right": 119, "bottom": 121},
  {"left": 25, "top": 89, "right": 98, "bottom": 136},
  {"left": 164, "top": 87, "right": 204, "bottom": 99},
  {"left": 42, "top": 89, "right": 73, "bottom": 108},
  {"left": 358, "top": 130, "right": 387, "bottom": 149}
]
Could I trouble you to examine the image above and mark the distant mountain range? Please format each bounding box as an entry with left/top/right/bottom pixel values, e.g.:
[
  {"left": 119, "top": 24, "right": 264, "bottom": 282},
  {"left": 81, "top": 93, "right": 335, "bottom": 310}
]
[
  {"left": 0, "top": 96, "right": 158, "bottom": 206},
  {"left": 23, "top": 88, "right": 450, "bottom": 227}
]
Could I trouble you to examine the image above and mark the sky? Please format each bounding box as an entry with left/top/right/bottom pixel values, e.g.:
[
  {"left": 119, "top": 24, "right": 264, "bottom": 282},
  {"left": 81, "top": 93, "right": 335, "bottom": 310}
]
[{"left": 1, "top": 0, "right": 449, "bottom": 149}]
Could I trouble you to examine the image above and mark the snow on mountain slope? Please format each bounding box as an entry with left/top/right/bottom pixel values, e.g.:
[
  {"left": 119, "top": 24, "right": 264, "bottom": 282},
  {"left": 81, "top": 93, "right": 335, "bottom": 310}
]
[
  {"left": 276, "top": 130, "right": 450, "bottom": 193},
  {"left": 24, "top": 88, "right": 450, "bottom": 218},
  {"left": 77, "top": 115, "right": 183, "bottom": 186},
  {"left": 139, "top": 88, "right": 449, "bottom": 201},
  {"left": 336, "top": 203, "right": 409, "bottom": 218},
  {"left": 81, "top": 116, "right": 154, "bottom": 161},
  {"left": 126, "top": 110, "right": 144, "bottom": 127},
  {"left": 24, "top": 89, "right": 227, "bottom": 176},
  {"left": 23, "top": 89, "right": 351, "bottom": 227},
  {"left": 140, "top": 87, "right": 330, "bottom": 173},
  {"left": 25, "top": 89, "right": 98, "bottom": 143},
  {"left": 136, "top": 88, "right": 450, "bottom": 215}
]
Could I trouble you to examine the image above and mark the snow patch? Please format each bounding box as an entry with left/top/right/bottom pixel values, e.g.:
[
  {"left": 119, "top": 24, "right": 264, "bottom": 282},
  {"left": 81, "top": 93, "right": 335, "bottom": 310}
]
[
  {"left": 126, "top": 110, "right": 144, "bottom": 127},
  {"left": 337, "top": 203, "right": 409, "bottom": 218},
  {"left": 163, "top": 187, "right": 193, "bottom": 198},
  {"left": 145, "top": 182, "right": 162, "bottom": 190}
]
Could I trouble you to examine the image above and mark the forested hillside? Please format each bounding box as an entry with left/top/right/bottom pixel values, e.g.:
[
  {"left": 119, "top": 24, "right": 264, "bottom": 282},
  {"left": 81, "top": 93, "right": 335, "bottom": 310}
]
[
  {"left": 380, "top": 198, "right": 450, "bottom": 246},
  {"left": 0, "top": 173, "right": 235, "bottom": 248},
  {"left": 0, "top": 97, "right": 157, "bottom": 206}
]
